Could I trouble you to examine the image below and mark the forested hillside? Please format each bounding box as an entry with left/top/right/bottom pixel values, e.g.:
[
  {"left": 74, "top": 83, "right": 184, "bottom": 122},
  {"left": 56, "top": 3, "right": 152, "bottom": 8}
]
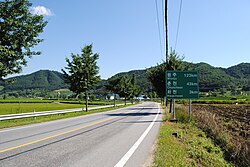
[
  {"left": 194, "top": 62, "right": 250, "bottom": 91},
  {"left": 1, "top": 70, "right": 68, "bottom": 91},
  {"left": 191, "top": 63, "right": 236, "bottom": 91},
  {"left": 225, "top": 63, "right": 250, "bottom": 78},
  {"left": 112, "top": 62, "right": 250, "bottom": 93}
]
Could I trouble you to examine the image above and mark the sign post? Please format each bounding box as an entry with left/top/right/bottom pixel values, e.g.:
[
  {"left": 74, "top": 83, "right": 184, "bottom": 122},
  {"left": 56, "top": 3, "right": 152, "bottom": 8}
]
[{"left": 166, "top": 71, "right": 199, "bottom": 120}]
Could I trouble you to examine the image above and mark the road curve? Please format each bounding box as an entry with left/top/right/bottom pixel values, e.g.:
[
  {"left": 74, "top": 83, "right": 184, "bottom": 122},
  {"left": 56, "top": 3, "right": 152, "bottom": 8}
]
[{"left": 0, "top": 102, "right": 162, "bottom": 167}]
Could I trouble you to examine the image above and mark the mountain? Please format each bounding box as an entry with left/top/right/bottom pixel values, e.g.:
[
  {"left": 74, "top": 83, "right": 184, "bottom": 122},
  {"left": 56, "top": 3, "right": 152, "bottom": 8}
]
[
  {"left": 0, "top": 62, "right": 249, "bottom": 97},
  {"left": 1, "top": 70, "right": 68, "bottom": 92},
  {"left": 191, "top": 62, "right": 236, "bottom": 91},
  {"left": 195, "top": 62, "right": 250, "bottom": 91},
  {"left": 225, "top": 63, "right": 250, "bottom": 79}
]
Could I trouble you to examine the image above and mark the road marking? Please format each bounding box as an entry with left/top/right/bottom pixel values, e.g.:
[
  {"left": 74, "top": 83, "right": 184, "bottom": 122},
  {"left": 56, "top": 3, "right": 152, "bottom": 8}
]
[
  {"left": 114, "top": 104, "right": 161, "bottom": 167},
  {"left": 0, "top": 117, "right": 116, "bottom": 153}
]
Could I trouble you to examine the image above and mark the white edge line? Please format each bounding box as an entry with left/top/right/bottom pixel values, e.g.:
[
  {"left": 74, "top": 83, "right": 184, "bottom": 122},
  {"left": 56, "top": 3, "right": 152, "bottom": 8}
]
[{"left": 114, "top": 103, "right": 161, "bottom": 167}]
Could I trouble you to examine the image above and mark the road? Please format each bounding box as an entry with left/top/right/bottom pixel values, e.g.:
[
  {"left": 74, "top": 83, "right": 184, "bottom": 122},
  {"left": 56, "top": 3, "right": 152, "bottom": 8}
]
[{"left": 0, "top": 102, "right": 162, "bottom": 167}]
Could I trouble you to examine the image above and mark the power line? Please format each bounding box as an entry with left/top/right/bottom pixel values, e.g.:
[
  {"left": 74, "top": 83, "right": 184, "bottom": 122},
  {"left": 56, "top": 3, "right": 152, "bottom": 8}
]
[
  {"left": 174, "top": 0, "right": 183, "bottom": 50},
  {"left": 155, "top": 0, "right": 164, "bottom": 60},
  {"left": 162, "top": 0, "right": 165, "bottom": 54},
  {"left": 165, "top": 0, "right": 168, "bottom": 63}
]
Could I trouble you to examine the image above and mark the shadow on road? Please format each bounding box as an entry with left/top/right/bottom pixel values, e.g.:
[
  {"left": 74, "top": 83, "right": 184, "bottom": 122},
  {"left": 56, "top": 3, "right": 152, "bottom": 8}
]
[
  {"left": 106, "top": 112, "right": 161, "bottom": 117},
  {"left": 120, "top": 120, "right": 162, "bottom": 124},
  {"left": 125, "top": 107, "right": 158, "bottom": 111}
]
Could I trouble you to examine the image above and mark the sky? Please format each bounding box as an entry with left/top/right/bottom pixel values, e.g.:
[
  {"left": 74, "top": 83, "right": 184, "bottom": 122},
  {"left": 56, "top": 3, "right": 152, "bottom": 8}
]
[{"left": 14, "top": 0, "right": 250, "bottom": 79}]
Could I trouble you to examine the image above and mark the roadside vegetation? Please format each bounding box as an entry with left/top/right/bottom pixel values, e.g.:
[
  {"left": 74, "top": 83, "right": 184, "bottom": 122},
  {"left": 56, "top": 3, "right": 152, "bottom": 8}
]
[
  {"left": 0, "top": 0, "right": 47, "bottom": 79},
  {"left": 62, "top": 44, "right": 101, "bottom": 111},
  {"left": 106, "top": 74, "right": 141, "bottom": 105},
  {"left": 153, "top": 107, "right": 234, "bottom": 167}
]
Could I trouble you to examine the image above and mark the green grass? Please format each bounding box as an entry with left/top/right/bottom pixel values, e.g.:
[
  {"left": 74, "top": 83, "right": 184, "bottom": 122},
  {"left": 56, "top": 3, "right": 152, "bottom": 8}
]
[
  {"left": 193, "top": 100, "right": 249, "bottom": 104},
  {"left": 0, "top": 99, "right": 126, "bottom": 115},
  {"left": 153, "top": 124, "right": 195, "bottom": 167},
  {"left": 0, "top": 104, "right": 132, "bottom": 129},
  {"left": 194, "top": 95, "right": 250, "bottom": 104},
  {"left": 0, "top": 98, "right": 54, "bottom": 103},
  {"left": 0, "top": 103, "right": 88, "bottom": 115},
  {"left": 153, "top": 108, "right": 234, "bottom": 167},
  {"left": 178, "top": 95, "right": 250, "bottom": 104}
]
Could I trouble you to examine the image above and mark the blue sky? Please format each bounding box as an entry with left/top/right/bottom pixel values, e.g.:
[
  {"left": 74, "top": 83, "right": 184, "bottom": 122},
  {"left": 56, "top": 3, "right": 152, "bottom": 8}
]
[{"left": 18, "top": 0, "right": 250, "bottom": 79}]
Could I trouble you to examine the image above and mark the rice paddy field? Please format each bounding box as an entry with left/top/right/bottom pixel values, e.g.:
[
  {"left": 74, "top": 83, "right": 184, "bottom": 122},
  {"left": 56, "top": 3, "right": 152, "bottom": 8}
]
[
  {"left": 0, "top": 98, "right": 116, "bottom": 115},
  {"left": 0, "top": 103, "right": 86, "bottom": 115}
]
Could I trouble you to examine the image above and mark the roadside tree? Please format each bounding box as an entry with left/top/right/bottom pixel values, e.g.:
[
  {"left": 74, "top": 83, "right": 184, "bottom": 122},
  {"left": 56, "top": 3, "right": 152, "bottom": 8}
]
[
  {"left": 0, "top": 0, "right": 47, "bottom": 79},
  {"left": 147, "top": 49, "right": 186, "bottom": 108},
  {"left": 130, "top": 74, "right": 141, "bottom": 103},
  {"left": 106, "top": 74, "right": 140, "bottom": 105},
  {"left": 62, "top": 44, "right": 100, "bottom": 111},
  {"left": 105, "top": 76, "right": 122, "bottom": 106},
  {"left": 119, "top": 75, "right": 133, "bottom": 105}
]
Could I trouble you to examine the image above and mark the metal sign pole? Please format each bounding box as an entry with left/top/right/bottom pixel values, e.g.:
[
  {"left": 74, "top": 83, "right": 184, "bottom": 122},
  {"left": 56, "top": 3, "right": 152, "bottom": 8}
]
[
  {"left": 173, "top": 99, "right": 176, "bottom": 120},
  {"left": 189, "top": 99, "right": 192, "bottom": 121}
]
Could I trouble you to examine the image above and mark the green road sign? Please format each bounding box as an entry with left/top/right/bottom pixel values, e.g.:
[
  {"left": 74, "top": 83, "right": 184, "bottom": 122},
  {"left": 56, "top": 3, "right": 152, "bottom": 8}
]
[{"left": 166, "top": 71, "right": 199, "bottom": 99}]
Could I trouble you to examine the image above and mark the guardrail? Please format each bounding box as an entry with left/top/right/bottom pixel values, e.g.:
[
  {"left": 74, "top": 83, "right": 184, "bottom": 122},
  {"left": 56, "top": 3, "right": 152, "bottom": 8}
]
[{"left": 0, "top": 104, "right": 124, "bottom": 121}]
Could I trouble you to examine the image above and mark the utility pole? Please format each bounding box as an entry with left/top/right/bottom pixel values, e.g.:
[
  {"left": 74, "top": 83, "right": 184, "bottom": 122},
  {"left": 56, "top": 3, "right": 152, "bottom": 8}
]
[
  {"left": 165, "top": 0, "right": 170, "bottom": 110},
  {"left": 165, "top": 0, "right": 174, "bottom": 116}
]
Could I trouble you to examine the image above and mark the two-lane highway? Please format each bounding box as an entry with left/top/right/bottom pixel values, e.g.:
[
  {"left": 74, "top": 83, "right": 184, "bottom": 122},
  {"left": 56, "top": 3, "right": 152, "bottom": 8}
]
[{"left": 0, "top": 102, "right": 162, "bottom": 167}]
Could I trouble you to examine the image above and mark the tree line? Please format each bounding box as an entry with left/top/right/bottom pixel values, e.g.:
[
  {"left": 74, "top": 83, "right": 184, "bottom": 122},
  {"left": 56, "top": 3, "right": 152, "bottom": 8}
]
[{"left": 105, "top": 74, "right": 141, "bottom": 105}]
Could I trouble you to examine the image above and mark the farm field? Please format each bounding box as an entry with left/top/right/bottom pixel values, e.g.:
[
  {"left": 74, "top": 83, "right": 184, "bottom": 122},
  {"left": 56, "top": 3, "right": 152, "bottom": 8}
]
[
  {"left": 0, "top": 98, "right": 125, "bottom": 115},
  {"left": 193, "top": 96, "right": 250, "bottom": 104},
  {"left": 0, "top": 103, "right": 88, "bottom": 115},
  {"left": 192, "top": 104, "right": 249, "bottom": 138},
  {"left": 181, "top": 104, "right": 250, "bottom": 166},
  {"left": 0, "top": 98, "right": 119, "bottom": 115}
]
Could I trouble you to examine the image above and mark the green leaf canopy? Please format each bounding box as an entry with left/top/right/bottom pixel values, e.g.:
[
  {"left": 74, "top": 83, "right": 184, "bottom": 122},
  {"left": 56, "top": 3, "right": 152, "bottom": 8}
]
[
  {"left": 0, "top": 0, "right": 47, "bottom": 78},
  {"left": 62, "top": 44, "right": 101, "bottom": 96}
]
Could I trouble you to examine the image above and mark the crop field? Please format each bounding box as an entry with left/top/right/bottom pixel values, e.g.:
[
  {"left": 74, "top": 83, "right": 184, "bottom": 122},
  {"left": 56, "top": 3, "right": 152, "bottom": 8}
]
[
  {"left": 0, "top": 98, "right": 125, "bottom": 115},
  {"left": 192, "top": 96, "right": 250, "bottom": 104},
  {"left": 0, "top": 103, "right": 87, "bottom": 115},
  {"left": 0, "top": 98, "right": 124, "bottom": 115},
  {"left": 181, "top": 104, "right": 250, "bottom": 166},
  {"left": 192, "top": 104, "right": 249, "bottom": 138}
]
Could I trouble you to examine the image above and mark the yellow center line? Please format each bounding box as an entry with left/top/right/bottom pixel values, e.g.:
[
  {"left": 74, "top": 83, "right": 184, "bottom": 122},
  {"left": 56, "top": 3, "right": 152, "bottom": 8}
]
[{"left": 0, "top": 117, "right": 116, "bottom": 153}]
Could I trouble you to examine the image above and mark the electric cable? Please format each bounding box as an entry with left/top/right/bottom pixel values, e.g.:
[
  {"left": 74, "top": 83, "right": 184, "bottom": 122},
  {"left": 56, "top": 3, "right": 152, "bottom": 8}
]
[
  {"left": 174, "top": 0, "right": 183, "bottom": 50},
  {"left": 155, "top": 0, "right": 164, "bottom": 60},
  {"left": 162, "top": 0, "right": 165, "bottom": 55}
]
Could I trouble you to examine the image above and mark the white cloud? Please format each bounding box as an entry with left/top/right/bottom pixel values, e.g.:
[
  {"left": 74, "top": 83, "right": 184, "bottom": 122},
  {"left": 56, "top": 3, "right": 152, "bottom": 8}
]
[{"left": 30, "top": 6, "right": 54, "bottom": 16}]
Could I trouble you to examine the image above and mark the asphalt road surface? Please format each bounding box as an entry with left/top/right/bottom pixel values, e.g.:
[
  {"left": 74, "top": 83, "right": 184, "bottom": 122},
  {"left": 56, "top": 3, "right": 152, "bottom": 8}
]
[{"left": 0, "top": 102, "right": 162, "bottom": 167}]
